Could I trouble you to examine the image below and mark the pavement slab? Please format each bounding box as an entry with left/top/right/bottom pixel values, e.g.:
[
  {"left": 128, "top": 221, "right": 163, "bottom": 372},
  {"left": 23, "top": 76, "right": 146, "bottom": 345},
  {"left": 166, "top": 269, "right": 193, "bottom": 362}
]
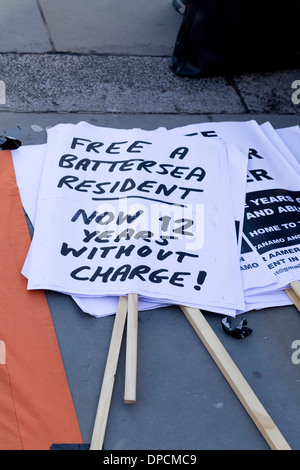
[
  {"left": 38, "top": 0, "right": 182, "bottom": 55},
  {"left": 0, "top": 54, "right": 245, "bottom": 114},
  {"left": 0, "top": 0, "right": 299, "bottom": 453},
  {"left": 0, "top": 0, "right": 51, "bottom": 52},
  {"left": 233, "top": 70, "right": 300, "bottom": 114},
  {"left": 1, "top": 53, "right": 299, "bottom": 115}
]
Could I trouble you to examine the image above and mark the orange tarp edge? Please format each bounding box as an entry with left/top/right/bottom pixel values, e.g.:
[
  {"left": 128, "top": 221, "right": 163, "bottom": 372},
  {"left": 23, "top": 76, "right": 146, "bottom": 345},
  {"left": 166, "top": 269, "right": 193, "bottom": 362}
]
[{"left": 0, "top": 150, "right": 83, "bottom": 450}]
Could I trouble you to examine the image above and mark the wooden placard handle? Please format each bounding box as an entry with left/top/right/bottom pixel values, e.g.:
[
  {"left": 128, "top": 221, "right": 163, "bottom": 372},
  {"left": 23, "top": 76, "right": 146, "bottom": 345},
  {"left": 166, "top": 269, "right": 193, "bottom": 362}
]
[
  {"left": 285, "top": 288, "right": 300, "bottom": 312},
  {"left": 0, "top": 340, "right": 6, "bottom": 365},
  {"left": 124, "top": 293, "right": 138, "bottom": 404},
  {"left": 180, "top": 305, "right": 291, "bottom": 450},
  {"left": 290, "top": 280, "right": 300, "bottom": 300}
]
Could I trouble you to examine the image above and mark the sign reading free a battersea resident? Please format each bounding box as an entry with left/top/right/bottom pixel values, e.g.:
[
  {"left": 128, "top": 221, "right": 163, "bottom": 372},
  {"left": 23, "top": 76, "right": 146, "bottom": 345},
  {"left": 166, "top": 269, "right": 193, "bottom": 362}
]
[{"left": 23, "top": 122, "right": 244, "bottom": 312}]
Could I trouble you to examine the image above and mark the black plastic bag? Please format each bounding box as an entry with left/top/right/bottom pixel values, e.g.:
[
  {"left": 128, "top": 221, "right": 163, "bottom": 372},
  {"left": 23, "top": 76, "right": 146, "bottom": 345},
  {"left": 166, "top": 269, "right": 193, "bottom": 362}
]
[
  {"left": 0, "top": 135, "right": 21, "bottom": 150},
  {"left": 221, "top": 317, "right": 252, "bottom": 339},
  {"left": 171, "top": 0, "right": 300, "bottom": 77}
]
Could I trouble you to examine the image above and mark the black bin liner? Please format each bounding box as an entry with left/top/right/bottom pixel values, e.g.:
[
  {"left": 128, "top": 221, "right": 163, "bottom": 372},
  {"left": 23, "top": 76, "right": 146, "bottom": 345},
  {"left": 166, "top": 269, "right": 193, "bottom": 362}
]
[{"left": 171, "top": 0, "right": 300, "bottom": 77}]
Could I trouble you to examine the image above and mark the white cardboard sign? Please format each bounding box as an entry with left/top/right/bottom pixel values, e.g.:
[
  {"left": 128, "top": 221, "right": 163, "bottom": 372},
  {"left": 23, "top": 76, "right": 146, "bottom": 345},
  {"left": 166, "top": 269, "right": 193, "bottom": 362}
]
[{"left": 21, "top": 122, "right": 244, "bottom": 313}]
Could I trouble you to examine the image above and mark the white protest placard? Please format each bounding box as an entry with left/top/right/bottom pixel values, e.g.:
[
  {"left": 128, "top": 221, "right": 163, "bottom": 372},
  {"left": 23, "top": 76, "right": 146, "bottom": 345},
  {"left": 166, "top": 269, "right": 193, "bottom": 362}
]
[
  {"left": 14, "top": 121, "right": 300, "bottom": 315},
  {"left": 242, "top": 128, "right": 300, "bottom": 293},
  {"left": 11, "top": 136, "right": 240, "bottom": 317},
  {"left": 260, "top": 122, "right": 300, "bottom": 174},
  {"left": 22, "top": 122, "right": 244, "bottom": 313},
  {"left": 170, "top": 120, "right": 300, "bottom": 300},
  {"left": 276, "top": 125, "right": 300, "bottom": 167},
  {"left": 212, "top": 120, "right": 300, "bottom": 293},
  {"left": 169, "top": 121, "right": 278, "bottom": 295},
  {"left": 12, "top": 142, "right": 173, "bottom": 316}
]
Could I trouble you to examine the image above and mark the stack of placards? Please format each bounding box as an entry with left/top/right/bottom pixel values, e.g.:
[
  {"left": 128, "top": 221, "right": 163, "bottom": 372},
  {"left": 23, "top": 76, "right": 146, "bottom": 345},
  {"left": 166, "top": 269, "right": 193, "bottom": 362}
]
[
  {"left": 14, "top": 122, "right": 246, "bottom": 317},
  {"left": 168, "top": 120, "right": 300, "bottom": 312},
  {"left": 11, "top": 120, "right": 300, "bottom": 317}
]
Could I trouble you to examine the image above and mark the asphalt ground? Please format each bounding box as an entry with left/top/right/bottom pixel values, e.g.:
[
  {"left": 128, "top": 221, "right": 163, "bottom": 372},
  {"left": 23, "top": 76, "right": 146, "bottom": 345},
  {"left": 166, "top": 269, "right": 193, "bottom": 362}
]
[{"left": 0, "top": 0, "right": 299, "bottom": 452}]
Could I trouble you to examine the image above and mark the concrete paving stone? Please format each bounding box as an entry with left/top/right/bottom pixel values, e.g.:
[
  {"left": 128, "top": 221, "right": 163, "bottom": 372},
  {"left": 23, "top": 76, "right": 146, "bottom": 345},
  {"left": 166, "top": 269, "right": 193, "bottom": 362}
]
[
  {"left": 0, "top": 0, "right": 51, "bottom": 52},
  {"left": 233, "top": 69, "right": 300, "bottom": 114},
  {"left": 0, "top": 54, "right": 244, "bottom": 114},
  {"left": 38, "top": 0, "right": 183, "bottom": 55}
]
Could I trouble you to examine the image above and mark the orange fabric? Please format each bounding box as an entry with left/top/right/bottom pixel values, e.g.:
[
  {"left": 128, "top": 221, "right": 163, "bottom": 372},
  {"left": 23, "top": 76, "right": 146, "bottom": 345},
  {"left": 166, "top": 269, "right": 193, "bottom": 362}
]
[
  {"left": 0, "top": 362, "right": 23, "bottom": 449},
  {"left": 0, "top": 150, "right": 83, "bottom": 449}
]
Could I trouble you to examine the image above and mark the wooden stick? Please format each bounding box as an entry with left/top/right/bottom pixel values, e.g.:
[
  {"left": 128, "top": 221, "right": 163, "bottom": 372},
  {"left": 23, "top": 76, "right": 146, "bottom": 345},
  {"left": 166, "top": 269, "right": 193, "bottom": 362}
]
[
  {"left": 0, "top": 340, "right": 6, "bottom": 365},
  {"left": 89, "top": 296, "right": 128, "bottom": 450},
  {"left": 124, "top": 293, "right": 138, "bottom": 404},
  {"left": 290, "top": 280, "right": 300, "bottom": 300},
  {"left": 285, "top": 288, "right": 300, "bottom": 312},
  {"left": 180, "top": 305, "right": 291, "bottom": 450}
]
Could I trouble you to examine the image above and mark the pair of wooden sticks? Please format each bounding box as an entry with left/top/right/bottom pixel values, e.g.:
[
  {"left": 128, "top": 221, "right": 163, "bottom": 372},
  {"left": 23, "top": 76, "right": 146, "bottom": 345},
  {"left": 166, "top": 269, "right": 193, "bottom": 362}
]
[
  {"left": 90, "top": 294, "right": 138, "bottom": 450},
  {"left": 89, "top": 290, "right": 294, "bottom": 451}
]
